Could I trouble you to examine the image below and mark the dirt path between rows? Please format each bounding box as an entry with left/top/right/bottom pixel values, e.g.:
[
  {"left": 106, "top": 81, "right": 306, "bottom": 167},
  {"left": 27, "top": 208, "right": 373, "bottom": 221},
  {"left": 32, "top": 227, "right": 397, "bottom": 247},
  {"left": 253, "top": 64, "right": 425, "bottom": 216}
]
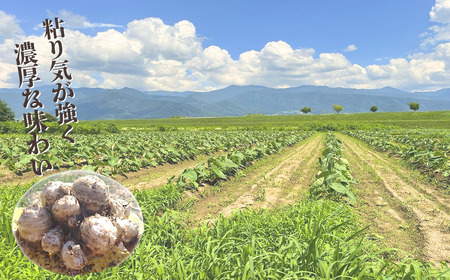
[
  {"left": 0, "top": 153, "right": 218, "bottom": 189},
  {"left": 339, "top": 134, "right": 450, "bottom": 263},
  {"left": 0, "top": 167, "right": 67, "bottom": 186},
  {"left": 189, "top": 133, "right": 324, "bottom": 225}
]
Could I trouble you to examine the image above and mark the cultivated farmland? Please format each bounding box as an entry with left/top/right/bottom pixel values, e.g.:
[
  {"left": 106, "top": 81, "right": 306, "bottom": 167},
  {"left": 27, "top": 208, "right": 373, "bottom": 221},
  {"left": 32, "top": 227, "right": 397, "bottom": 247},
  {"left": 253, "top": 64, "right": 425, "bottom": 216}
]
[{"left": 0, "top": 111, "right": 449, "bottom": 279}]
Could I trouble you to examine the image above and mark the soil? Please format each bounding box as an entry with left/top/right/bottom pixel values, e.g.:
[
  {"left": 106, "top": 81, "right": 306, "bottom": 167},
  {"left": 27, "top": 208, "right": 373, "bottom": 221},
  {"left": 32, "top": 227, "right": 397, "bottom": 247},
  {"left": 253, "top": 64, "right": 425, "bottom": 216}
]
[
  {"left": 339, "top": 133, "right": 450, "bottom": 264},
  {"left": 0, "top": 153, "right": 219, "bottom": 190},
  {"left": 0, "top": 167, "right": 66, "bottom": 186},
  {"left": 189, "top": 133, "right": 324, "bottom": 225}
]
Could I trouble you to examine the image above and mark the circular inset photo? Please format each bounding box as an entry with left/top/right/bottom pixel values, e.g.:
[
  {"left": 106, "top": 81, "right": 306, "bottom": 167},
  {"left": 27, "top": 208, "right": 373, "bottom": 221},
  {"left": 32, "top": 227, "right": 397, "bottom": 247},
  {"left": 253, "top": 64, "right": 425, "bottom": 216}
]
[{"left": 12, "top": 170, "right": 144, "bottom": 276}]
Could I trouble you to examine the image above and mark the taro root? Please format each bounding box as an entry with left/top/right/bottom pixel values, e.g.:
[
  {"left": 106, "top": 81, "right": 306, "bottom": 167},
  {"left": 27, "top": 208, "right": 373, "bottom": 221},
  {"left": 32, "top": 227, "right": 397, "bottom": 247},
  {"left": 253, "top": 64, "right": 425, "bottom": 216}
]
[
  {"left": 109, "top": 197, "right": 131, "bottom": 219},
  {"left": 52, "top": 195, "right": 81, "bottom": 222},
  {"left": 115, "top": 218, "right": 139, "bottom": 243},
  {"left": 67, "top": 216, "right": 79, "bottom": 228},
  {"left": 17, "top": 204, "right": 52, "bottom": 243},
  {"left": 28, "top": 191, "right": 42, "bottom": 206},
  {"left": 72, "top": 176, "right": 109, "bottom": 212},
  {"left": 61, "top": 241, "right": 87, "bottom": 270},
  {"left": 41, "top": 227, "right": 64, "bottom": 254},
  {"left": 115, "top": 241, "right": 127, "bottom": 252},
  {"left": 13, "top": 171, "right": 143, "bottom": 276},
  {"left": 41, "top": 181, "right": 71, "bottom": 207},
  {"left": 80, "top": 214, "right": 118, "bottom": 255}
]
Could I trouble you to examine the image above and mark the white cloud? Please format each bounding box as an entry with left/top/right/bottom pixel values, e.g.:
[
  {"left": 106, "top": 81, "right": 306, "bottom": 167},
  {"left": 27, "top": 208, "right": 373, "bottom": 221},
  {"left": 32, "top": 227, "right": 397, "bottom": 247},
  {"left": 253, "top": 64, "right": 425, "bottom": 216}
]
[
  {"left": 343, "top": 44, "right": 357, "bottom": 52},
  {"left": 71, "top": 69, "right": 101, "bottom": 88},
  {"left": 422, "top": 0, "right": 450, "bottom": 47},
  {"left": 259, "top": 41, "right": 315, "bottom": 70},
  {"left": 314, "top": 53, "right": 351, "bottom": 71},
  {"left": 430, "top": 0, "right": 450, "bottom": 23},
  {"left": 0, "top": 11, "right": 23, "bottom": 38},
  {"left": 125, "top": 18, "right": 202, "bottom": 61},
  {"left": 0, "top": 61, "right": 16, "bottom": 87},
  {"left": 421, "top": 23, "right": 450, "bottom": 47},
  {"left": 1, "top": 2, "right": 450, "bottom": 92},
  {"left": 64, "top": 29, "right": 145, "bottom": 75},
  {"left": 189, "top": 46, "right": 233, "bottom": 71}
]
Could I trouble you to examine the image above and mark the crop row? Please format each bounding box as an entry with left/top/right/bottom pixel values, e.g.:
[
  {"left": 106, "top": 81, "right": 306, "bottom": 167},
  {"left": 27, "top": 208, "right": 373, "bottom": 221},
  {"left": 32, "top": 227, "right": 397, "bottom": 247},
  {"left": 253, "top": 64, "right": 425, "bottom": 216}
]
[
  {"left": 344, "top": 130, "right": 450, "bottom": 181},
  {"left": 361, "top": 130, "right": 449, "bottom": 151},
  {"left": 0, "top": 130, "right": 300, "bottom": 175},
  {"left": 0, "top": 131, "right": 314, "bottom": 279},
  {"left": 310, "top": 132, "right": 356, "bottom": 203},
  {"left": 131, "top": 131, "right": 446, "bottom": 278},
  {"left": 136, "top": 131, "right": 314, "bottom": 214},
  {"left": 1, "top": 131, "right": 448, "bottom": 279}
]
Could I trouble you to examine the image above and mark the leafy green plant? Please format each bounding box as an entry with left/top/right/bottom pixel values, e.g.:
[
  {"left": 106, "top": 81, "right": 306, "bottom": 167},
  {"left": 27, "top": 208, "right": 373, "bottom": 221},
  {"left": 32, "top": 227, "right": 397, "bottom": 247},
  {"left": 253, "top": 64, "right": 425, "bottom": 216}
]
[
  {"left": 310, "top": 133, "right": 356, "bottom": 203},
  {"left": 0, "top": 130, "right": 307, "bottom": 175},
  {"left": 344, "top": 130, "right": 449, "bottom": 184},
  {"left": 1, "top": 146, "right": 448, "bottom": 279}
]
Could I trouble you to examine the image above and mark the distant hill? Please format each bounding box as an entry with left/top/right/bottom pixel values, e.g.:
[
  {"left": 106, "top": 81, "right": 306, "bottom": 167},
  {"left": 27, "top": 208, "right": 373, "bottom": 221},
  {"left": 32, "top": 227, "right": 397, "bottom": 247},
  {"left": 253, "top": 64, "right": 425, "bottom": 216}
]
[{"left": 1, "top": 85, "right": 449, "bottom": 120}]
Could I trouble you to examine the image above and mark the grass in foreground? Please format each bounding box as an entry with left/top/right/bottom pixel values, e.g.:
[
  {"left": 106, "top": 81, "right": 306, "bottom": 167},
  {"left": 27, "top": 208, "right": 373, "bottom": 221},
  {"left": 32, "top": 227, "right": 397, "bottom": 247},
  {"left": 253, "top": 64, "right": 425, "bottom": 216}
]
[{"left": 1, "top": 183, "right": 448, "bottom": 279}]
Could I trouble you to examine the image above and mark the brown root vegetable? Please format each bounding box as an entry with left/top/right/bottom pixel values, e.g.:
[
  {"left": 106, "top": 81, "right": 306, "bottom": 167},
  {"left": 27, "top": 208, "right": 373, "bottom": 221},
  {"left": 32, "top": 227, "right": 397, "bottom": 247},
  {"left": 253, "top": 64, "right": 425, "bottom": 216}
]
[
  {"left": 67, "top": 216, "right": 79, "bottom": 228},
  {"left": 61, "top": 241, "right": 87, "bottom": 270},
  {"left": 14, "top": 172, "right": 143, "bottom": 276},
  {"left": 115, "top": 241, "right": 127, "bottom": 253},
  {"left": 72, "top": 176, "right": 109, "bottom": 212},
  {"left": 40, "top": 181, "right": 71, "bottom": 207},
  {"left": 115, "top": 218, "right": 139, "bottom": 243},
  {"left": 17, "top": 205, "right": 53, "bottom": 243},
  {"left": 28, "top": 191, "right": 42, "bottom": 206},
  {"left": 41, "top": 227, "right": 64, "bottom": 254},
  {"left": 52, "top": 195, "right": 81, "bottom": 222},
  {"left": 80, "top": 214, "right": 118, "bottom": 255},
  {"left": 109, "top": 198, "right": 131, "bottom": 219}
]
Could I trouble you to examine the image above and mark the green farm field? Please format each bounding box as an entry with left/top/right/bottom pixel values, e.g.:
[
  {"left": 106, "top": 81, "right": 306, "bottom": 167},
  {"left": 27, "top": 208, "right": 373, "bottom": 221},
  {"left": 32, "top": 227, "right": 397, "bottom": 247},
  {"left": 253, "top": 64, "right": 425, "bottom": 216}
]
[
  {"left": 109, "top": 111, "right": 450, "bottom": 130},
  {"left": 0, "top": 111, "right": 449, "bottom": 279}
]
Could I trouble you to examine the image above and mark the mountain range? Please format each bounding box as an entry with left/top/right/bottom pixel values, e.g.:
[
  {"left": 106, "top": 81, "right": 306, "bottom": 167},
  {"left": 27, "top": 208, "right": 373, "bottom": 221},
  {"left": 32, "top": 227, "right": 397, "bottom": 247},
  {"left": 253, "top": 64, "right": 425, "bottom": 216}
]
[{"left": 1, "top": 85, "right": 449, "bottom": 120}]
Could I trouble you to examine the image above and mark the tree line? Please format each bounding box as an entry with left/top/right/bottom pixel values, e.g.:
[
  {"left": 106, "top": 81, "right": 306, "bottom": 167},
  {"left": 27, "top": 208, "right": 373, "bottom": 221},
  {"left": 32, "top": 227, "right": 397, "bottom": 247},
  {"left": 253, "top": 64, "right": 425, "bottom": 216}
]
[{"left": 300, "top": 102, "right": 420, "bottom": 114}]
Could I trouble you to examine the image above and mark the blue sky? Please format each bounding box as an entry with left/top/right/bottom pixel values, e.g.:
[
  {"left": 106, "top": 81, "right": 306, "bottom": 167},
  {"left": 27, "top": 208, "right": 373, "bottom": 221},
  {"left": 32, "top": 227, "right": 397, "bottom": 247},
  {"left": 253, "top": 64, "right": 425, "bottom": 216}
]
[{"left": 1, "top": 0, "right": 449, "bottom": 92}]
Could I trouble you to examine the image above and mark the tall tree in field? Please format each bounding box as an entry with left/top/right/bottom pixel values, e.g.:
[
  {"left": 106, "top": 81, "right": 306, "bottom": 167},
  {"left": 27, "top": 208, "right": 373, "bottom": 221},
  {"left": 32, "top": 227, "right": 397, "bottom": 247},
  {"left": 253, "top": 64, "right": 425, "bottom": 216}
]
[
  {"left": 301, "top": 107, "right": 311, "bottom": 114},
  {"left": 0, "top": 98, "right": 15, "bottom": 122},
  {"left": 370, "top": 105, "right": 378, "bottom": 112},
  {"left": 333, "top": 104, "right": 343, "bottom": 113},
  {"left": 408, "top": 102, "right": 420, "bottom": 111}
]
